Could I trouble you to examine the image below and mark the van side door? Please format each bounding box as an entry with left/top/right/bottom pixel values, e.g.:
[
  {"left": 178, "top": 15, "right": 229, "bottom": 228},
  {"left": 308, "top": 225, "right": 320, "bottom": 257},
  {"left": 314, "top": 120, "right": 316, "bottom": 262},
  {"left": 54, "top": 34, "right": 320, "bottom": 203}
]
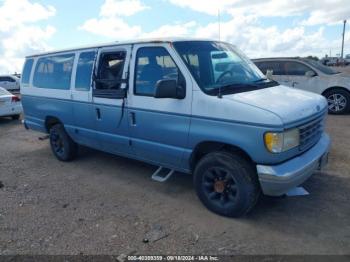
[
  {"left": 92, "top": 45, "right": 132, "bottom": 155},
  {"left": 128, "top": 43, "right": 192, "bottom": 171},
  {"left": 70, "top": 49, "right": 99, "bottom": 148}
]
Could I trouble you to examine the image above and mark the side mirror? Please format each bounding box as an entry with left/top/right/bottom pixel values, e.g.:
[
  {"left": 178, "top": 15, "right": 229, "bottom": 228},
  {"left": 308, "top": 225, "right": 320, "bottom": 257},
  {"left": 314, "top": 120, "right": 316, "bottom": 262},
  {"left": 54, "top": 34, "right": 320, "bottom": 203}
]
[
  {"left": 154, "top": 79, "right": 185, "bottom": 99},
  {"left": 305, "top": 70, "right": 316, "bottom": 77}
]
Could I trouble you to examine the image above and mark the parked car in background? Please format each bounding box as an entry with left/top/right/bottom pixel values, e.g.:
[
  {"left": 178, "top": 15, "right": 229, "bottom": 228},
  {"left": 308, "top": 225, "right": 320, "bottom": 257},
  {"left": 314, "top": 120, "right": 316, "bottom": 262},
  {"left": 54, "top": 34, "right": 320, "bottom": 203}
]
[
  {"left": 0, "top": 75, "right": 20, "bottom": 91},
  {"left": 0, "top": 87, "right": 22, "bottom": 120},
  {"left": 253, "top": 58, "right": 350, "bottom": 114},
  {"left": 345, "top": 54, "right": 350, "bottom": 65},
  {"left": 21, "top": 39, "right": 330, "bottom": 217}
]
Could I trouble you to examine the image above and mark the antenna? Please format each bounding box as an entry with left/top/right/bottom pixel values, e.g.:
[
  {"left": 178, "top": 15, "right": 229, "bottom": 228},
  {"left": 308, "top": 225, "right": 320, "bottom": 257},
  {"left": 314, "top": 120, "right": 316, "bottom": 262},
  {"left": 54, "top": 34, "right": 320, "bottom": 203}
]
[{"left": 218, "top": 9, "right": 221, "bottom": 41}]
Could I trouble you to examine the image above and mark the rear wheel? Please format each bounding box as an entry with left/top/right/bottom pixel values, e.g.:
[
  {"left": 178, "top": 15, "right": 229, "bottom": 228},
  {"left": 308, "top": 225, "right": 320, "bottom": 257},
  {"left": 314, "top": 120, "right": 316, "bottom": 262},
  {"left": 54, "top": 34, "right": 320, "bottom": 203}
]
[
  {"left": 193, "top": 151, "right": 260, "bottom": 217},
  {"left": 49, "top": 124, "right": 77, "bottom": 161},
  {"left": 324, "top": 88, "right": 350, "bottom": 114}
]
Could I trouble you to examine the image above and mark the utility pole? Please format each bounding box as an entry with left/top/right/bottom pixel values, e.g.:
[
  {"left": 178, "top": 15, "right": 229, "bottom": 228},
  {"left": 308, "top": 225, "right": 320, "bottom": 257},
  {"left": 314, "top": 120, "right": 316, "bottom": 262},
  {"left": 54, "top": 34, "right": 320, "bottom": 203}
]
[{"left": 341, "top": 20, "right": 346, "bottom": 58}]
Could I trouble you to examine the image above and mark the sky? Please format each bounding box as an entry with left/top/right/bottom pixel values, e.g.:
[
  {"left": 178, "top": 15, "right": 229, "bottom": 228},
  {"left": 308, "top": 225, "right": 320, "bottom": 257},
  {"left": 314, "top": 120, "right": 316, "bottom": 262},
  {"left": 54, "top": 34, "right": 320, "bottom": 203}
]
[{"left": 0, "top": 0, "right": 350, "bottom": 74}]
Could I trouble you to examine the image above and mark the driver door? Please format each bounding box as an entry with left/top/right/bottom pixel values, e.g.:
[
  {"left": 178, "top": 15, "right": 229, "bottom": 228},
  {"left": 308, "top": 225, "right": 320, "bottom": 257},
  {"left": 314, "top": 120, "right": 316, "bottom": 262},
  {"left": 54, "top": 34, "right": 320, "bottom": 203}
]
[{"left": 127, "top": 43, "right": 192, "bottom": 170}]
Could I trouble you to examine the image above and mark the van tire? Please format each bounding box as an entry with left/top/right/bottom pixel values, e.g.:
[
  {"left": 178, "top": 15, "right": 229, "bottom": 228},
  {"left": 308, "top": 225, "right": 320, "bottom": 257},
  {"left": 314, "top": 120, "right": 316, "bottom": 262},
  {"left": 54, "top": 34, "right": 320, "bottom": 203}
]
[
  {"left": 193, "top": 151, "right": 260, "bottom": 217},
  {"left": 11, "top": 114, "right": 20, "bottom": 120},
  {"left": 49, "top": 124, "right": 77, "bottom": 161},
  {"left": 324, "top": 88, "right": 350, "bottom": 114}
]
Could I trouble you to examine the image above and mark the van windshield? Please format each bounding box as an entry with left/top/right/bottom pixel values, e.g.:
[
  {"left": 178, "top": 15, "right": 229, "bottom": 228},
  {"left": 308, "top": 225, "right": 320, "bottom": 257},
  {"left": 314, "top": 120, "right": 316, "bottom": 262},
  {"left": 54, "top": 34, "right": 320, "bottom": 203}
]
[{"left": 173, "top": 41, "right": 277, "bottom": 95}]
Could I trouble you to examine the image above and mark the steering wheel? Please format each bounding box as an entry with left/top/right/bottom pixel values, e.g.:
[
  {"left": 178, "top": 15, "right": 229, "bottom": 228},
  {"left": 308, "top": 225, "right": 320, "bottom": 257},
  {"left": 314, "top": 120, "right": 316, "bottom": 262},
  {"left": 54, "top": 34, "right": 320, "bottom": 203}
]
[{"left": 216, "top": 70, "right": 233, "bottom": 84}]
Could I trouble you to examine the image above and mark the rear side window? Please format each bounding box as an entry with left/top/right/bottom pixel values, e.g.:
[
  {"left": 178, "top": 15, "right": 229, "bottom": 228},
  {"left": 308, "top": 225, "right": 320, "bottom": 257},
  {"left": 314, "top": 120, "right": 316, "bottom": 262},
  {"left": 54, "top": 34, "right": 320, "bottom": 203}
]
[
  {"left": 33, "top": 54, "right": 75, "bottom": 90},
  {"left": 22, "top": 59, "right": 34, "bottom": 85},
  {"left": 75, "top": 51, "right": 96, "bottom": 90},
  {"left": 0, "top": 76, "right": 15, "bottom": 82},
  {"left": 284, "top": 61, "right": 312, "bottom": 76}
]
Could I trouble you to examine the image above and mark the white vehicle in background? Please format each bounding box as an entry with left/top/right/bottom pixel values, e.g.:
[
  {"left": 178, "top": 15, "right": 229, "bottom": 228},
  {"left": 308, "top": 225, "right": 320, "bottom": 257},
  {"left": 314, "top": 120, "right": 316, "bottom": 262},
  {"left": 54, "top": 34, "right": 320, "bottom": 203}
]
[
  {"left": 0, "top": 87, "right": 22, "bottom": 120},
  {"left": 0, "top": 75, "right": 20, "bottom": 91},
  {"left": 253, "top": 58, "right": 350, "bottom": 114}
]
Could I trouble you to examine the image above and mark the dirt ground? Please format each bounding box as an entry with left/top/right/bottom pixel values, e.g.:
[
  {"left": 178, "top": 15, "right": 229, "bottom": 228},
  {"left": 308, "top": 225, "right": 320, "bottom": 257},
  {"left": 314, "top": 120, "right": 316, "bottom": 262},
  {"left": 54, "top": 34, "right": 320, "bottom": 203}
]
[{"left": 0, "top": 114, "right": 349, "bottom": 256}]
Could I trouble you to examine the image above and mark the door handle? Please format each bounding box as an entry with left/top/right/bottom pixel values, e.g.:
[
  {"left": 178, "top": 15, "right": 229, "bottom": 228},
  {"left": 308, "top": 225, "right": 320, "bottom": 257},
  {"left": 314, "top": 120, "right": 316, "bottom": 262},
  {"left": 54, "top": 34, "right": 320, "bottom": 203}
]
[
  {"left": 129, "top": 112, "right": 136, "bottom": 126},
  {"left": 96, "top": 108, "right": 101, "bottom": 120}
]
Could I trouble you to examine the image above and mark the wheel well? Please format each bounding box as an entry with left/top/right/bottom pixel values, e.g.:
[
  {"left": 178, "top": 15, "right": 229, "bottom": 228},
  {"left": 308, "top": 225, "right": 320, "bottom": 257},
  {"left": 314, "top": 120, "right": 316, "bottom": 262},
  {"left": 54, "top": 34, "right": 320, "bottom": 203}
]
[
  {"left": 322, "top": 86, "right": 350, "bottom": 97},
  {"left": 190, "top": 141, "right": 253, "bottom": 172},
  {"left": 44, "top": 116, "right": 61, "bottom": 132}
]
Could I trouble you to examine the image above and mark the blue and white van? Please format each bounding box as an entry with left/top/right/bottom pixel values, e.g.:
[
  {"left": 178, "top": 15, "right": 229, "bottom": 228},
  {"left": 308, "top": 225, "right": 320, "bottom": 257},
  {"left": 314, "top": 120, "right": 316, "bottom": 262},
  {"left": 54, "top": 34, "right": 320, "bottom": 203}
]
[{"left": 21, "top": 39, "right": 330, "bottom": 217}]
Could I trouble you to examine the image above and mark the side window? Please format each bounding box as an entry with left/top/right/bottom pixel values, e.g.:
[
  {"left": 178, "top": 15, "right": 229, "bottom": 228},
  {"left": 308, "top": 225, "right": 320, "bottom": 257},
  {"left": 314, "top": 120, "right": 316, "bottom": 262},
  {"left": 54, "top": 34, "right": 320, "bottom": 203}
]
[
  {"left": 33, "top": 54, "right": 75, "bottom": 90},
  {"left": 22, "top": 59, "right": 34, "bottom": 85},
  {"left": 0, "top": 76, "right": 15, "bottom": 82},
  {"left": 96, "top": 52, "right": 126, "bottom": 90},
  {"left": 5, "top": 77, "right": 15, "bottom": 82},
  {"left": 255, "top": 62, "right": 268, "bottom": 74},
  {"left": 135, "top": 47, "right": 181, "bottom": 96},
  {"left": 75, "top": 51, "right": 95, "bottom": 91},
  {"left": 261, "top": 61, "right": 286, "bottom": 75},
  {"left": 284, "top": 62, "right": 313, "bottom": 76}
]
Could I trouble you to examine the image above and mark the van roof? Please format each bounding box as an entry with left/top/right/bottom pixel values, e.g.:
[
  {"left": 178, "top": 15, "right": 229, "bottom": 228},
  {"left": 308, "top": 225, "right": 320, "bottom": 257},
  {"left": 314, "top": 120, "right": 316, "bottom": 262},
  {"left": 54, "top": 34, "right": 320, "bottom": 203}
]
[{"left": 26, "top": 37, "right": 215, "bottom": 58}]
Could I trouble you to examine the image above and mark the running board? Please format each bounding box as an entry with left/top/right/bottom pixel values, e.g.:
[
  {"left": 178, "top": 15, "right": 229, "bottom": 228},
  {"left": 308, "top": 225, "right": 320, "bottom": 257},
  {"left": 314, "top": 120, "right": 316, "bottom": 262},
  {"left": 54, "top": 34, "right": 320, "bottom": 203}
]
[{"left": 151, "top": 167, "right": 175, "bottom": 182}]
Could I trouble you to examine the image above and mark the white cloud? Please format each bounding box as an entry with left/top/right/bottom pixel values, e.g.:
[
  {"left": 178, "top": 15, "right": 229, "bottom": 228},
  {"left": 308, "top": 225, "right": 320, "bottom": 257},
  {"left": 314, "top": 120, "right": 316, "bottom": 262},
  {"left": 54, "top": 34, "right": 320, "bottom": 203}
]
[
  {"left": 191, "top": 15, "right": 339, "bottom": 58},
  {"left": 168, "top": 0, "right": 350, "bottom": 26},
  {"left": 0, "top": 0, "right": 55, "bottom": 32},
  {"left": 81, "top": 0, "right": 350, "bottom": 58},
  {"left": 80, "top": 0, "right": 148, "bottom": 40},
  {"left": 162, "top": 0, "right": 350, "bottom": 57},
  {"left": 168, "top": 0, "right": 237, "bottom": 16},
  {"left": 142, "top": 21, "right": 197, "bottom": 38},
  {"left": 100, "top": 0, "right": 149, "bottom": 17},
  {"left": 80, "top": 17, "right": 142, "bottom": 39},
  {"left": 0, "top": 0, "right": 56, "bottom": 74}
]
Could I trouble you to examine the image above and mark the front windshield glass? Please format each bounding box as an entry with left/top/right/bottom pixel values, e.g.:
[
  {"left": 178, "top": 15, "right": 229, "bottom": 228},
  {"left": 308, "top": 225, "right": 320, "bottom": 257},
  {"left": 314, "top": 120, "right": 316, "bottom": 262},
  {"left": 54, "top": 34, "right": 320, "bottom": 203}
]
[
  {"left": 303, "top": 59, "right": 339, "bottom": 75},
  {"left": 173, "top": 41, "right": 273, "bottom": 95}
]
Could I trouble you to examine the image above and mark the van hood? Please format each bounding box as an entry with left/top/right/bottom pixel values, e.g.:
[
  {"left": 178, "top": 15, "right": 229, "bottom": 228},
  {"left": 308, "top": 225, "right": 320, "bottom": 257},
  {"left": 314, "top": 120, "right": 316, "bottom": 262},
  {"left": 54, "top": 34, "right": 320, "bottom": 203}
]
[{"left": 225, "top": 85, "right": 327, "bottom": 125}]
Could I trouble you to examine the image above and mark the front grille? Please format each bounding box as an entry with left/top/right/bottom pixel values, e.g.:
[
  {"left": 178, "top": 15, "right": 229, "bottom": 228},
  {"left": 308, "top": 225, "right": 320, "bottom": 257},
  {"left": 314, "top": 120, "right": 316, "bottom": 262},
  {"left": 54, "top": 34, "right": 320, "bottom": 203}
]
[{"left": 299, "top": 116, "right": 324, "bottom": 151}]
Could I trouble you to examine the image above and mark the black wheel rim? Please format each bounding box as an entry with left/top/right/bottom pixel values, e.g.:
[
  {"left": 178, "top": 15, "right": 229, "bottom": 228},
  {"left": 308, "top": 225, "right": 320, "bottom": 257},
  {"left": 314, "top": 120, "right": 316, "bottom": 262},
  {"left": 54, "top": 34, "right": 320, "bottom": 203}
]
[
  {"left": 51, "top": 130, "right": 65, "bottom": 156},
  {"left": 202, "top": 166, "right": 238, "bottom": 208}
]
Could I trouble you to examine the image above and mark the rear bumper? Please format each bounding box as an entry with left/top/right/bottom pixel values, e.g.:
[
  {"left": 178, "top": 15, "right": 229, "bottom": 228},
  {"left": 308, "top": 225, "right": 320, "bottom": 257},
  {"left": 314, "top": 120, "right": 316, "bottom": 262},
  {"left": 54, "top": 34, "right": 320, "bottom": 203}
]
[
  {"left": 257, "top": 133, "right": 331, "bottom": 196},
  {"left": 0, "top": 104, "right": 22, "bottom": 117}
]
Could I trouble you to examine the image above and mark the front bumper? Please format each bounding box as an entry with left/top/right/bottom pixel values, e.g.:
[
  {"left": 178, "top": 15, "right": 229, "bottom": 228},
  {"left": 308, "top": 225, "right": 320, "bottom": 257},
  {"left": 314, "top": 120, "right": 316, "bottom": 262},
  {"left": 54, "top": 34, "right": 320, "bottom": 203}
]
[{"left": 257, "top": 133, "right": 331, "bottom": 196}]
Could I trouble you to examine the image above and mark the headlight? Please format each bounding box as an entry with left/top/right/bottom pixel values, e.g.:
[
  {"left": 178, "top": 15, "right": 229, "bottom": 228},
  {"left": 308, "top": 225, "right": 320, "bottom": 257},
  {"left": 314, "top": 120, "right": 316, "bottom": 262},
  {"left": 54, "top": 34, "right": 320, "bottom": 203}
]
[{"left": 264, "top": 128, "right": 300, "bottom": 153}]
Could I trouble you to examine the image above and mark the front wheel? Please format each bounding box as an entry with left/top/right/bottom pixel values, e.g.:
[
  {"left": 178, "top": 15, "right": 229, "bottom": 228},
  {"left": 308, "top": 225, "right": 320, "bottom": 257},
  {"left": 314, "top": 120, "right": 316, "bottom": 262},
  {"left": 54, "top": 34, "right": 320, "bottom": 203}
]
[
  {"left": 325, "top": 89, "right": 350, "bottom": 114},
  {"left": 193, "top": 151, "right": 260, "bottom": 217},
  {"left": 49, "top": 124, "right": 78, "bottom": 161},
  {"left": 11, "top": 114, "right": 20, "bottom": 120}
]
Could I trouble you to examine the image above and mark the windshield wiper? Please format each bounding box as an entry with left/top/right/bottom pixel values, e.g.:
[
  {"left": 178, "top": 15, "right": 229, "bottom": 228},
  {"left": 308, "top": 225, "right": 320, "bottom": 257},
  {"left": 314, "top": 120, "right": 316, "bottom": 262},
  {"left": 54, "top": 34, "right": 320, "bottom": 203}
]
[
  {"left": 215, "top": 80, "right": 278, "bottom": 97},
  {"left": 217, "top": 83, "right": 259, "bottom": 98},
  {"left": 254, "top": 78, "right": 268, "bottom": 82}
]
